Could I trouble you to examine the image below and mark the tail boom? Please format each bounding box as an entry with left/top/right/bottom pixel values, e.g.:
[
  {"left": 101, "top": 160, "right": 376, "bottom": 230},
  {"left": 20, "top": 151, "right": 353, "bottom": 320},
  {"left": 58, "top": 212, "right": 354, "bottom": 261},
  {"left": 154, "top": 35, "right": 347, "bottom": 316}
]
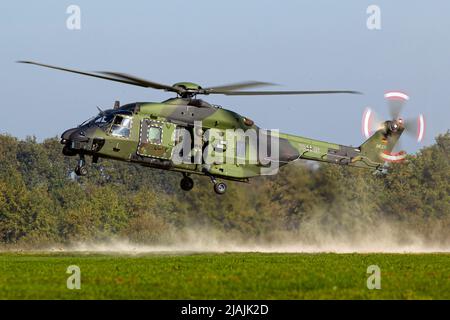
[{"left": 279, "top": 120, "right": 405, "bottom": 169}]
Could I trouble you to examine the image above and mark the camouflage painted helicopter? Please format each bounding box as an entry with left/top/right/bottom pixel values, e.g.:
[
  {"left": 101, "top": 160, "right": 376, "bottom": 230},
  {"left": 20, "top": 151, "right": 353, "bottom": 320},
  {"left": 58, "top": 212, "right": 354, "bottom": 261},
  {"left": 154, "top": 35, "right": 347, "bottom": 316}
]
[{"left": 19, "top": 61, "right": 422, "bottom": 194}]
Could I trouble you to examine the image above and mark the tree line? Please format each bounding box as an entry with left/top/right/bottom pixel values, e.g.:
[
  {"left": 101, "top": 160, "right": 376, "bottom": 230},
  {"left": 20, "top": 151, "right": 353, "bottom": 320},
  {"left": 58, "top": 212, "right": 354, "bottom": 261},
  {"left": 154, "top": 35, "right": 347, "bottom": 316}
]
[{"left": 0, "top": 132, "right": 448, "bottom": 247}]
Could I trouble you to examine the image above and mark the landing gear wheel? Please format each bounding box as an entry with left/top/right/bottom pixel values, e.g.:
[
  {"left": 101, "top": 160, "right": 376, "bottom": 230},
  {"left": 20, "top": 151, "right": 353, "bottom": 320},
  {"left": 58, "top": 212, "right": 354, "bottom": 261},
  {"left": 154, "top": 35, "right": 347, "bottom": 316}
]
[
  {"left": 214, "top": 182, "right": 227, "bottom": 195},
  {"left": 75, "top": 165, "right": 88, "bottom": 176},
  {"left": 75, "top": 154, "right": 87, "bottom": 176},
  {"left": 180, "top": 176, "right": 194, "bottom": 191}
]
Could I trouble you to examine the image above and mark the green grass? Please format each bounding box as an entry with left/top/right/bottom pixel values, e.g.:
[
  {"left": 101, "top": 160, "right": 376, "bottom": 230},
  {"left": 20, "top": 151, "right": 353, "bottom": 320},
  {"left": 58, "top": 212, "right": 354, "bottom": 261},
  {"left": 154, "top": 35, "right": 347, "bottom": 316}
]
[{"left": 0, "top": 252, "right": 448, "bottom": 299}]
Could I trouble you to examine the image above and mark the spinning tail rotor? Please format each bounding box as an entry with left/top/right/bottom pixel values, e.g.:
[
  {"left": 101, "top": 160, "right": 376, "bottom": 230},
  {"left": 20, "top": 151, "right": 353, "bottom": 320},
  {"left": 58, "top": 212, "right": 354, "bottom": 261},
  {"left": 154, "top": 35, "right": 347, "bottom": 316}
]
[{"left": 360, "top": 91, "right": 425, "bottom": 163}]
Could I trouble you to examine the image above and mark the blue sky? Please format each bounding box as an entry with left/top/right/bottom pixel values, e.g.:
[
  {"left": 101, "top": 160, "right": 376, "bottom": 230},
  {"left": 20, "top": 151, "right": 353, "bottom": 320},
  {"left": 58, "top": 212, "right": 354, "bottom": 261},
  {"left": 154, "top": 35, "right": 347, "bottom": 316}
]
[{"left": 1, "top": 1, "right": 449, "bottom": 152}]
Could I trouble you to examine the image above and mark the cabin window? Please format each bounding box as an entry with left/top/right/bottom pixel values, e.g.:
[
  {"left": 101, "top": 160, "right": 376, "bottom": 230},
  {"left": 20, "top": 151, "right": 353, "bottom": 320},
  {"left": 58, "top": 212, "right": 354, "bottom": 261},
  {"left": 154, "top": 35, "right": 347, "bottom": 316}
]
[
  {"left": 110, "top": 115, "right": 132, "bottom": 138},
  {"left": 148, "top": 126, "right": 162, "bottom": 144}
]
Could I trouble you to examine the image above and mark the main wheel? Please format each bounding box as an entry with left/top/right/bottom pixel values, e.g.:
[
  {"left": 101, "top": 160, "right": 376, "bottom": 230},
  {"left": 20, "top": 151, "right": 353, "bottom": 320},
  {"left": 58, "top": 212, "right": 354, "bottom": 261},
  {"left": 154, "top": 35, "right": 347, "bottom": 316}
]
[
  {"left": 180, "top": 177, "right": 194, "bottom": 191},
  {"left": 213, "top": 182, "right": 227, "bottom": 195}
]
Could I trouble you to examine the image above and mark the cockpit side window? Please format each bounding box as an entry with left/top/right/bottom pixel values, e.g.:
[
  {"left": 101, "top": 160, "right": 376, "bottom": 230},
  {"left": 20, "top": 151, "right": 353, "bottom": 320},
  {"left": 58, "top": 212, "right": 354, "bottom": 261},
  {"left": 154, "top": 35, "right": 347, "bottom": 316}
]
[{"left": 110, "top": 115, "right": 132, "bottom": 138}]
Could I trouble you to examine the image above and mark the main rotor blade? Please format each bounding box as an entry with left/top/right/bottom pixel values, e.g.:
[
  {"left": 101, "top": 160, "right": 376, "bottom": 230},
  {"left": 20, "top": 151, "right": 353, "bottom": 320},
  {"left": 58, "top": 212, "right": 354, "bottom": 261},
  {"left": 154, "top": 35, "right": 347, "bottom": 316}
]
[
  {"left": 204, "top": 81, "right": 276, "bottom": 92},
  {"left": 17, "top": 60, "right": 149, "bottom": 88},
  {"left": 208, "top": 90, "right": 361, "bottom": 96},
  {"left": 98, "top": 71, "right": 179, "bottom": 93}
]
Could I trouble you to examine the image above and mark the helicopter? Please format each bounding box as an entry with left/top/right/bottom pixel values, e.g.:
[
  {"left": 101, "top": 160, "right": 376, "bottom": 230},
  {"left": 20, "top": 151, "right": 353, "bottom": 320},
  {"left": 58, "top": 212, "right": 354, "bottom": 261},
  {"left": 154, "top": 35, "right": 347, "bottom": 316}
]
[{"left": 18, "top": 60, "right": 423, "bottom": 194}]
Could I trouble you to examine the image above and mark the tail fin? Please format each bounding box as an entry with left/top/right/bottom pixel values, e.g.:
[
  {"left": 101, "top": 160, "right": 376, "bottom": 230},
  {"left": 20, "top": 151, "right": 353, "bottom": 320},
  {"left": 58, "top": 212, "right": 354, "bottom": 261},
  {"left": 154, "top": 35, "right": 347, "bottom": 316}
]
[{"left": 357, "top": 120, "right": 405, "bottom": 167}]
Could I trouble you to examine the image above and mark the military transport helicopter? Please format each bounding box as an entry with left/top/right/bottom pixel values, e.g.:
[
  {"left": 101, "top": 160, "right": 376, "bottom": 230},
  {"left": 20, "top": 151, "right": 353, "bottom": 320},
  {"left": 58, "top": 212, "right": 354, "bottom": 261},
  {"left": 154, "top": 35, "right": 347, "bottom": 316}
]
[{"left": 18, "top": 61, "right": 423, "bottom": 194}]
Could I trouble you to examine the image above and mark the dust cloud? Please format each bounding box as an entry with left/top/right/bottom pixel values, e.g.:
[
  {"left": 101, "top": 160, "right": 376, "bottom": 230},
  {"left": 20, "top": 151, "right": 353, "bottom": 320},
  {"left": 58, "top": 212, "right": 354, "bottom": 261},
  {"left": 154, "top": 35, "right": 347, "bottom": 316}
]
[{"left": 49, "top": 223, "right": 450, "bottom": 254}]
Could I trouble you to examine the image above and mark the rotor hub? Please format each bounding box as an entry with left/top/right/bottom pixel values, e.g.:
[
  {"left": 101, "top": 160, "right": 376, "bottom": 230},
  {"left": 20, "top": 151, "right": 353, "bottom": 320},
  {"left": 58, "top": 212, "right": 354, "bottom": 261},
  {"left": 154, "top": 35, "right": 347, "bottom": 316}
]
[{"left": 389, "top": 118, "right": 404, "bottom": 132}]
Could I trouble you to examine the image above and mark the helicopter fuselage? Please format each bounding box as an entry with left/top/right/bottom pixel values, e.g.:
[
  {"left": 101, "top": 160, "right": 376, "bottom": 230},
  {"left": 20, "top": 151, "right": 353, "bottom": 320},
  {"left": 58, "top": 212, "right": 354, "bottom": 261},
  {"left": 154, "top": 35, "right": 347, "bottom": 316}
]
[{"left": 61, "top": 98, "right": 403, "bottom": 193}]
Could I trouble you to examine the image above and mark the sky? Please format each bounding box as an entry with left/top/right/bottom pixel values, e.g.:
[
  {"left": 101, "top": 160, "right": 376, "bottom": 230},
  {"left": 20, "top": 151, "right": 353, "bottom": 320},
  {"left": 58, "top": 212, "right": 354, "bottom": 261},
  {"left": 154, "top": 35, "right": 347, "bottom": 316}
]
[{"left": 1, "top": 0, "right": 449, "bottom": 152}]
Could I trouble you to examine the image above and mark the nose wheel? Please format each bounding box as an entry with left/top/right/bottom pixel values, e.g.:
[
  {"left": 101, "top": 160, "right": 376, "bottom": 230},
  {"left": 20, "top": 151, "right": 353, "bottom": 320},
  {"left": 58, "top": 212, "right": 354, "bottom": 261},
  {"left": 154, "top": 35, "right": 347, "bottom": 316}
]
[{"left": 74, "top": 155, "right": 88, "bottom": 176}]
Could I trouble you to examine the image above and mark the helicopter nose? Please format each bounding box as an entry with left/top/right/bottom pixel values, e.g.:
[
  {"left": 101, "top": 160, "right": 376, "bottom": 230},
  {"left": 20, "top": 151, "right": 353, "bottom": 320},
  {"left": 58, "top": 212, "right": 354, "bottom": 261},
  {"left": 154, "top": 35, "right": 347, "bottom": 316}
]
[
  {"left": 61, "top": 127, "right": 100, "bottom": 156},
  {"left": 61, "top": 127, "right": 78, "bottom": 142},
  {"left": 61, "top": 128, "right": 90, "bottom": 143}
]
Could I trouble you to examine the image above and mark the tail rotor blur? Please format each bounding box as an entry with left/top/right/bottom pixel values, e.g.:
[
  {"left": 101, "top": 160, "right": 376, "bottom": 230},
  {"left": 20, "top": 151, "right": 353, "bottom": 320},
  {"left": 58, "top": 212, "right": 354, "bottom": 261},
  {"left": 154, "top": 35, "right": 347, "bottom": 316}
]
[{"left": 361, "top": 91, "right": 425, "bottom": 163}]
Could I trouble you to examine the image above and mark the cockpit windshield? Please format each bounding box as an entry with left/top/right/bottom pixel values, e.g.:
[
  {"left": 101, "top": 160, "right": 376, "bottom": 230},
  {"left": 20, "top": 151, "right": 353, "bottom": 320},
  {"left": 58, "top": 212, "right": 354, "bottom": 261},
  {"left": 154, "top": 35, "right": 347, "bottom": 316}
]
[
  {"left": 93, "top": 113, "right": 115, "bottom": 126},
  {"left": 79, "top": 110, "right": 131, "bottom": 128}
]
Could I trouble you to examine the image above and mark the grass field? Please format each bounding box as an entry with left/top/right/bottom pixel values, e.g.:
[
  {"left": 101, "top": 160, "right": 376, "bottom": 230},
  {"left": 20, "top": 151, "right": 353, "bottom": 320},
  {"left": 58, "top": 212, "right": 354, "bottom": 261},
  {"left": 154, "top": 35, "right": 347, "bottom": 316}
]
[{"left": 0, "top": 252, "right": 448, "bottom": 299}]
